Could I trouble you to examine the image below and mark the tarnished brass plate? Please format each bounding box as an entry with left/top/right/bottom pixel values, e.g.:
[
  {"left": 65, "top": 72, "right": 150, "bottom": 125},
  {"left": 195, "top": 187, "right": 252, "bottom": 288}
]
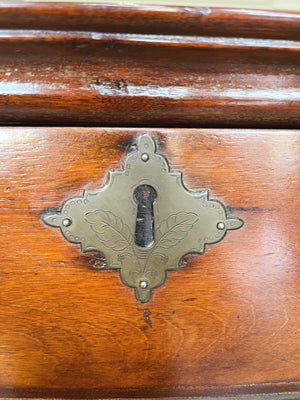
[{"left": 42, "top": 134, "right": 243, "bottom": 303}]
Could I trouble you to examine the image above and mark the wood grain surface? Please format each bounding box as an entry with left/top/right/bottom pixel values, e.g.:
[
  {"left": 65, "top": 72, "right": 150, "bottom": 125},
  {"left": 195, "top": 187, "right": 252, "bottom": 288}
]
[
  {"left": 0, "top": 2, "right": 299, "bottom": 127},
  {"left": 0, "top": 128, "right": 299, "bottom": 398},
  {"left": 0, "top": 2, "right": 299, "bottom": 39}
]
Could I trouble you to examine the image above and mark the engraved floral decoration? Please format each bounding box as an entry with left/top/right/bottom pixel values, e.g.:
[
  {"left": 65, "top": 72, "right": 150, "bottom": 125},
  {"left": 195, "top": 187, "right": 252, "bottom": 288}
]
[{"left": 42, "top": 134, "right": 244, "bottom": 303}]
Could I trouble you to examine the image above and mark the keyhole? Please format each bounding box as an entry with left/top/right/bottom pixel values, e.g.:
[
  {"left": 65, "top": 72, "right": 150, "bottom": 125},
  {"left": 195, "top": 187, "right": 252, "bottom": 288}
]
[{"left": 134, "top": 185, "right": 157, "bottom": 248}]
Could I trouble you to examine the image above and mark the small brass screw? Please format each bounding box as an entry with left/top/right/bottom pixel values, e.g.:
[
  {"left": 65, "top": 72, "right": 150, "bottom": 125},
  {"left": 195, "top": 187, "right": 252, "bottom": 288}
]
[
  {"left": 217, "top": 222, "right": 225, "bottom": 230},
  {"left": 62, "top": 218, "right": 72, "bottom": 227},
  {"left": 141, "top": 153, "right": 149, "bottom": 162},
  {"left": 139, "top": 280, "right": 148, "bottom": 289}
]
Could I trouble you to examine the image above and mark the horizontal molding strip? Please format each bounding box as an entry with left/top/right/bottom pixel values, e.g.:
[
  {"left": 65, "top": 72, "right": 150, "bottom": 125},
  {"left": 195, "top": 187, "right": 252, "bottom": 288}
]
[
  {"left": 0, "top": 2, "right": 299, "bottom": 40},
  {"left": 0, "top": 2, "right": 298, "bottom": 127},
  {"left": 0, "top": 30, "right": 300, "bottom": 50}
]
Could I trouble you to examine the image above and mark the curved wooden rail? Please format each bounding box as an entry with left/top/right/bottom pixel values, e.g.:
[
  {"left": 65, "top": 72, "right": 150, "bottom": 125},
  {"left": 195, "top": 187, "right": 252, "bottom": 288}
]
[{"left": 0, "top": 2, "right": 298, "bottom": 127}]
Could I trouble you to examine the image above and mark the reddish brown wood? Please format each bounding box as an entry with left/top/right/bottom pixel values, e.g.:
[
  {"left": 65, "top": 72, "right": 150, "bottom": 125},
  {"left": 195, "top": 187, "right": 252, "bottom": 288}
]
[
  {"left": 0, "top": 3, "right": 298, "bottom": 127},
  {"left": 0, "top": 128, "right": 299, "bottom": 398},
  {"left": 0, "top": 2, "right": 299, "bottom": 40}
]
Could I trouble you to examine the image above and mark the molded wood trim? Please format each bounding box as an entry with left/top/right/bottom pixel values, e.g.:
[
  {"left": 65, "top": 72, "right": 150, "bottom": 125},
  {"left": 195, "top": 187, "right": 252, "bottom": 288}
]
[
  {"left": 0, "top": 2, "right": 298, "bottom": 127},
  {"left": 0, "top": 3, "right": 299, "bottom": 40}
]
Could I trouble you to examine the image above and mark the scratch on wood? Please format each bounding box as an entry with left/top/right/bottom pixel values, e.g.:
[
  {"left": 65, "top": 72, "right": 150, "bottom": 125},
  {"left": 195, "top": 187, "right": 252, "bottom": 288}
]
[
  {"left": 226, "top": 205, "right": 276, "bottom": 214},
  {"left": 140, "top": 308, "right": 152, "bottom": 328},
  {"left": 183, "top": 297, "right": 197, "bottom": 302}
]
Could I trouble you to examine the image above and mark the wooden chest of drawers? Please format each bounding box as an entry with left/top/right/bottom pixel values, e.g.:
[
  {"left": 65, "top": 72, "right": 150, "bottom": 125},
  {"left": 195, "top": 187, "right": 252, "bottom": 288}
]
[{"left": 0, "top": 3, "right": 299, "bottom": 399}]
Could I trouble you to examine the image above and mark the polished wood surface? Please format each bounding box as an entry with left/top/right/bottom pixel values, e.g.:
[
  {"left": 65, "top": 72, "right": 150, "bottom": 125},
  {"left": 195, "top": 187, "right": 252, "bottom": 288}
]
[
  {"left": 0, "top": 128, "right": 299, "bottom": 398},
  {"left": 0, "top": 3, "right": 299, "bottom": 127},
  {"left": 0, "top": 2, "right": 299, "bottom": 39}
]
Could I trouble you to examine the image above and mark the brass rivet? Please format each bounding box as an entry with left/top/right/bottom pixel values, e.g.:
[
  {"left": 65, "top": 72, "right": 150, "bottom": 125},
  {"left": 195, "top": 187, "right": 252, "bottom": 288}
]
[
  {"left": 141, "top": 153, "right": 149, "bottom": 162},
  {"left": 139, "top": 280, "right": 148, "bottom": 289},
  {"left": 217, "top": 222, "right": 225, "bottom": 230},
  {"left": 63, "top": 218, "right": 72, "bottom": 227}
]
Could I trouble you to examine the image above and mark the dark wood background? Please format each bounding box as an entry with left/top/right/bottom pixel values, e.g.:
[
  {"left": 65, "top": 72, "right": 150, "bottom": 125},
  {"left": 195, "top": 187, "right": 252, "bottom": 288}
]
[{"left": 0, "top": 128, "right": 299, "bottom": 398}]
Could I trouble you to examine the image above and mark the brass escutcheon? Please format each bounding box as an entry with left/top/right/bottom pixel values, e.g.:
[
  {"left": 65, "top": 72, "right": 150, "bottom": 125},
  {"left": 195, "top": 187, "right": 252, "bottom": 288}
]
[{"left": 42, "top": 134, "right": 244, "bottom": 303}]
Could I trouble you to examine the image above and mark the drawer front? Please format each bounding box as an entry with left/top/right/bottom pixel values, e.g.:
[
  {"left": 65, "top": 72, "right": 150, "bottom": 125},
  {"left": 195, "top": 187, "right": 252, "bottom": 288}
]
[{"left": 0, "top": 128, "right": 299, "bottom": 398}]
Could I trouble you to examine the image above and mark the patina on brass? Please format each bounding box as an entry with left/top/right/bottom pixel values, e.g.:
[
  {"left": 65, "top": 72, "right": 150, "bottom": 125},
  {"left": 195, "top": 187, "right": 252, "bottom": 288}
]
[{"left": 42, "top": 134, "right": 244, "bottom": 303}]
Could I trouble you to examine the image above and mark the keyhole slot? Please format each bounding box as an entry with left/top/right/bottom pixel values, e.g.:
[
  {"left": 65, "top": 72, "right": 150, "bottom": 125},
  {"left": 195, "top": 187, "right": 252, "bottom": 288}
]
[{"left": 134, "top": 185, "right": 157, "bottom": 248}]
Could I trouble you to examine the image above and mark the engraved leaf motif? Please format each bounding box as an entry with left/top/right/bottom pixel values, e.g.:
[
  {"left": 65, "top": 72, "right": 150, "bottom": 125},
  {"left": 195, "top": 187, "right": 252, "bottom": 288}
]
[
  {"left": 143, "top": 212, "right": 199, "bottom": 273},
  {"left": 156, "top": 212, "right": 199, "bottom": 250},
  {"left": 85, "top": 210, "right": 133, "bottom": 252}
]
